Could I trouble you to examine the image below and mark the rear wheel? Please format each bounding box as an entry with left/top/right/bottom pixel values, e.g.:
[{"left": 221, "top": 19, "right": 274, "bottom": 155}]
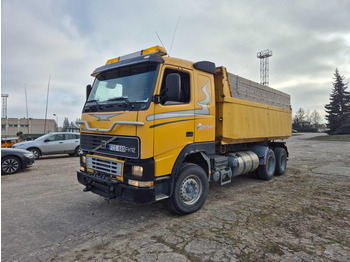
[
  {"left": 274, "top": 147, "right": 287, "bottom": 176},
  {"left": 2, "top": 156, "right": 21, "bottom": 174},
  {"left": 168, "top": 163, "right": 209, "bottom": 215},
  {"left": 257, "top": 149, "right": 276, "bottom": 180},
  {"left": 28, "top": 148, "right": 40, "bottom": 160}
]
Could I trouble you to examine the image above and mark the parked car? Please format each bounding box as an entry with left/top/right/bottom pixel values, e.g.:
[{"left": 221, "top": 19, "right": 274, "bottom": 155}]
[
  {"left": 12, "top": 132, "right": 80, "bottom": 159},
  {"left": 1, "top": 148, "right": 35, "bottom": 174},
  {"left": 292, "top": 129, "right": 298, "bottom": 133}
]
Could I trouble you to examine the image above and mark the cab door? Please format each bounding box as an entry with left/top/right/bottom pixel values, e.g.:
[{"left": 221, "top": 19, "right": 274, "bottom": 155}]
[{"left": 152, "top": 66, "right": 194, "bottom": 176}]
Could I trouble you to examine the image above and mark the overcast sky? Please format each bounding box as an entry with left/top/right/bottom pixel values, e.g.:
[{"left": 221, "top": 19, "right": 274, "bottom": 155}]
[{"left": 2, "top": 0, "right": 350, "bottom": 126}]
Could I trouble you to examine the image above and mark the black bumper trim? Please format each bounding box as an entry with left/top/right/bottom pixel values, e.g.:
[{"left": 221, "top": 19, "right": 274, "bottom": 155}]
[{"left": 77, "top": 171, "right": 155, "bottom": 203}]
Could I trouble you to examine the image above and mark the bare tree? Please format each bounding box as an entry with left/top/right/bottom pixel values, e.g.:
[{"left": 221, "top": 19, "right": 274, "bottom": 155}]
[{"left": 310, "top": 110, "right": 321, "bottom": 126}]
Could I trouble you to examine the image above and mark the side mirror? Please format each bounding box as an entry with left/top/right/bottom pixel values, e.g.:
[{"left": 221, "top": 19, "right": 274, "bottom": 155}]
[
  {"left": 166, "top": 73, "right": 181, "bottom": 102},
  {"left": 86, "top": 84, "right": 92, "bottom": 101}
]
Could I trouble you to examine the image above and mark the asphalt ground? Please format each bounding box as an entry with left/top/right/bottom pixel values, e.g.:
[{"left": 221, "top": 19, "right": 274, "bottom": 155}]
[{"left": 1, "top": 133, "right": 350, "bottom": 261}]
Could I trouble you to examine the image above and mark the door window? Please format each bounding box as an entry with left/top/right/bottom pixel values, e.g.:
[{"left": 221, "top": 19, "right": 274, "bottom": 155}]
[
  {"left": 46, "top": 134, "right": 64, "bottom": 142},
  {"left": 66, "top": 134, "right": 79, "bottom": 140},
  {"left": 160, "top": 68, "right": 191, "bottom": 105}
]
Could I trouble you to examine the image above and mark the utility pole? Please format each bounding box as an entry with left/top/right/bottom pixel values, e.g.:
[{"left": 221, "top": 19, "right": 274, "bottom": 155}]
[
  {"left": 44, "top": 75, "right": 51, "bottom": 134},
  {"left": 25, "top": 84, "right": 30, "bottom": 134},
  {"left": 257, "top": 49, "right": 272, "bottom": 86}
]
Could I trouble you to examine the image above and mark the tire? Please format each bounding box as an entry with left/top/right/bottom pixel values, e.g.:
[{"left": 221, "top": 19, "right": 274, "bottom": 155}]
[
  {"left": 168, "top": 163, "right": 209, "bottom": 215},
  {"left": 257, "top": 149, "right": 276, "bottom": 181},
  {"left": 28, "top": 148, "right": 40, "bottom": 160},
  {"left": 74, "top": 146, "right": 80, "bottom": 157},
  {"left": 274, "top": 147, "right": 287, "bottom": 176},
  {"left": 2, "top": 156, "right": 21, "bottom": 174}
]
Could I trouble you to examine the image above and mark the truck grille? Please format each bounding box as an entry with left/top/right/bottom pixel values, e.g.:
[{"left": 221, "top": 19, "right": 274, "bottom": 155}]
[
  {"left": 87, "top": 155, "right": 123, "bottom": 177},
  {"left": 80, "top": 133, "right": 140, "bottom": 159}
]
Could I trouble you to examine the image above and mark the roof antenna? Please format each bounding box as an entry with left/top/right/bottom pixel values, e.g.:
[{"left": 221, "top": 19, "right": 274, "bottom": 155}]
[
  {"left": 155, "top": 31, "right": 169, "bottom": 56},
  {"left": 169, "top": 16, "right": 180, "bottom": 55}
]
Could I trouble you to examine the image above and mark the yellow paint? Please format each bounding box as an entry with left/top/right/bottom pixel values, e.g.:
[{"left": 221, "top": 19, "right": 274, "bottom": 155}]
[
  {"left": 218, "top": 96, "right": 291, "bottom": 144},
  {"left": 154, "top": 146, "right": 184, "bottom": 177},
  {"left": 194, "top": 72, "right": 215, "bottom": 143},
  {"left": 136, "top": 103, "right": 155, "bottom": 159},
  {"left": 80, "top": 112, "right": 138, "bottom": 136},
  {"left": 152, "top": 64, "right": 195, "bottom": 176}
]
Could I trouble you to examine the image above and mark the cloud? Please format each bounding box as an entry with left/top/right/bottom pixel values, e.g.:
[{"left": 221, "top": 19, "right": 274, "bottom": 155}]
[{"left": 1, "top": 0, "right": 350, "bottom": 126}]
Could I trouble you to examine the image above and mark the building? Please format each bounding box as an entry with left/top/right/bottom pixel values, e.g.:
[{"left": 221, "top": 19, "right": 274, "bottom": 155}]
[{"left": 1, "top": 118, "right": 55, "bottom": 138}]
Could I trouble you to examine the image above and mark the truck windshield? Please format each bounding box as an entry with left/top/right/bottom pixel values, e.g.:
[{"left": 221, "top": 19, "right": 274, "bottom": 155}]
[{"left": 86, "top": 62, "right": 158, "bottom": 110}]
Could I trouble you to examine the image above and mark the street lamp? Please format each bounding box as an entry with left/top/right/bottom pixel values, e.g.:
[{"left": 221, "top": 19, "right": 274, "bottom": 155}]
[{"left": 53, "top": 114, "right": 58, "bottom": 131}]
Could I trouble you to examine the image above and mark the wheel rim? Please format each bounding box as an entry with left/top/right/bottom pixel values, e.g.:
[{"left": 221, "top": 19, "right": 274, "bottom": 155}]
[
  {"left": 2, "top": 158, "right": 19, "bottom": 173},
  {"left": 31, "top": 150, "right": 39, "bottom": 158},
  {"left": 179, "top": 175, "right": 202, "bottom": 205}
]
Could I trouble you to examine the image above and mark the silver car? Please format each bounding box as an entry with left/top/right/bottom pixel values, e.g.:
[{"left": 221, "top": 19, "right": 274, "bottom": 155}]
[{"left": 12, "top": 132, "right": 80, "bottom": 159}]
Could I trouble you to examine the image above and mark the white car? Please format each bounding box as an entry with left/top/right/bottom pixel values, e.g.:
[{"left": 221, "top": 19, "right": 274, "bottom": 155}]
[{"left": 12, "top": 132, "right": 80, "bottom": 159}]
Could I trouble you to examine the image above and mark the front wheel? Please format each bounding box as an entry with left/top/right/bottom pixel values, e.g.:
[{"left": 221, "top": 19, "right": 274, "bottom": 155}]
[
  {"left": 168, "top": 163, "right": 209, "bottom": 215},
  {"left": 2, "top": 156, "right": 21, "bottom": 174},
  {"left": 28, "top": 148, "right": 40, "bottom": 160}
]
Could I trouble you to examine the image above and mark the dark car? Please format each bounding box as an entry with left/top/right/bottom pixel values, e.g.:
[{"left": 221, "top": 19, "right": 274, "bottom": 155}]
[{"left": 1, "top": 148, "right": 35, "bottom": 174}]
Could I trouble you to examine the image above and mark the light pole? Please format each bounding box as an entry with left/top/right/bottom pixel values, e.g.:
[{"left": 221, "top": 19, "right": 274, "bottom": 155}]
[{"left": 53, "top": 114, "right": 58, "bottom": 131}]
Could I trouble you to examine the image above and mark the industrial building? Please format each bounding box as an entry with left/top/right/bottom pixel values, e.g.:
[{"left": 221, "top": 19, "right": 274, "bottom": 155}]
[{"left": 1, "top": 118, "right": 55, "bottom": 138}]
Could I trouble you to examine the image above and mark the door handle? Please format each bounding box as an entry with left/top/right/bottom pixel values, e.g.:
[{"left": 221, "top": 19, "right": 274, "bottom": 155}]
[
  {"left": 59, "top": 142, "right": 63, "bottom": 144},
  {"left": 186, "top": 132, "right": 194, "bottom": 137}
]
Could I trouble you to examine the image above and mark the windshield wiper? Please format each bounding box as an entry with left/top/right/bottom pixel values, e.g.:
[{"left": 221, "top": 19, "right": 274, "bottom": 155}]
[
  {"left": 86, "top": 99, "right": 100, "bottom": 106},
  {"left": 107, "top": 96, "right": 129, "bottom": 102}
]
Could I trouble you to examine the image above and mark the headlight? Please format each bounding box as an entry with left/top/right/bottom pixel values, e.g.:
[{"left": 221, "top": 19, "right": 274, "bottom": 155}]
[
  {"left": 24, "top": 152, "right": 34, "bottom": 158},
  {"left": 131, "top": 166, "right": 143, "bottom": 177},
  {"left": 15, "top": 144, "right": 24, "bottom": 149}
]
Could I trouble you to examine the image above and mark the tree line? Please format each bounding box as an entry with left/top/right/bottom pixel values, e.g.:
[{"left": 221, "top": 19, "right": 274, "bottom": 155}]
[
  {"left": 62, "top": 117, "right": 80, "bottom": 131},
  {"left": 292, "top": 69, "right": 349, "bottom": 134},
  {"left": 292, "top": 108, "right": 322, "bottom": 129}
]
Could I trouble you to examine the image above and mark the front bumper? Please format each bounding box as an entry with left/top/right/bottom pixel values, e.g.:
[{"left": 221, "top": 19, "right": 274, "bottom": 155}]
[
  {"left": 23, "top": 157, "right": 35, "bottom": 168},
  {"left": 77, "top": 171, "right": 155, "bottom": 203}
]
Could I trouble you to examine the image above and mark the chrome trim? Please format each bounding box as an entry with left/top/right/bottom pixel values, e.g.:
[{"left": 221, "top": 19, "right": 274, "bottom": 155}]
[
  {"left": 87, "top": 156, "right": 123, "bottom": 177},
  {"left": 76, "top": 120, "right": 144, "bottom": 132}
]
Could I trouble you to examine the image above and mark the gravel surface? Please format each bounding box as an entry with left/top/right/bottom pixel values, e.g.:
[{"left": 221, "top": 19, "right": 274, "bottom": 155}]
[{"left": 1, "top": 133, "right": 350, "bottom": 261}]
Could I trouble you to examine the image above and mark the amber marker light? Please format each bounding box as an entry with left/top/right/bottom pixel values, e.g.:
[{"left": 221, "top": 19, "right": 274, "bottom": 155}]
[{"left": 128, "top": 180, "right": 154, "bottom": 188}]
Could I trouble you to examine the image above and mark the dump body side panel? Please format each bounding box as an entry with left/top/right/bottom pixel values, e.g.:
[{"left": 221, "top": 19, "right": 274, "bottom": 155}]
[{"left": 215, "top": 67, "right": 292, "bottom": 144}]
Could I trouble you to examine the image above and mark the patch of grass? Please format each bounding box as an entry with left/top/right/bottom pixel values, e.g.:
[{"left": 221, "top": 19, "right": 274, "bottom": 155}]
[{"left": 307, "top": 134, "right": 350, "bottom": 142}]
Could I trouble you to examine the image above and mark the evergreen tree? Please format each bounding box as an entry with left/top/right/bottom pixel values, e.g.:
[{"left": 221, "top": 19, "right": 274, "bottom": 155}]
[
  {"left": 62, "top": 117, "right": 70, "bottom": 132},
  {"left": 325, "top": 69, "right": 350, "bottom": 134}
]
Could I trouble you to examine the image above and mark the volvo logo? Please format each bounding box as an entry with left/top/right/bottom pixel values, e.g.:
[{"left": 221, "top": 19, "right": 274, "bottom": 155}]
[
  {"left": 89, "top": 113, "right": 123, "bottom": 121},
  {"left": 101, "top": 140, "right": 107, "bottom": 149}
]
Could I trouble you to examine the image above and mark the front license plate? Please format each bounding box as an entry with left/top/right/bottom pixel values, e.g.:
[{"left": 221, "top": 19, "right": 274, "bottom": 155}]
[{"left": 108, "top": 144, "right": 126, "bottom": 152}]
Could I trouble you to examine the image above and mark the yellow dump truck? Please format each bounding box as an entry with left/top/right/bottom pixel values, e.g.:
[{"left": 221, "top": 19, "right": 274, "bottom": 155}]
[{"left": 77, "top": 46, "right": 292, "bottom": 214}]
